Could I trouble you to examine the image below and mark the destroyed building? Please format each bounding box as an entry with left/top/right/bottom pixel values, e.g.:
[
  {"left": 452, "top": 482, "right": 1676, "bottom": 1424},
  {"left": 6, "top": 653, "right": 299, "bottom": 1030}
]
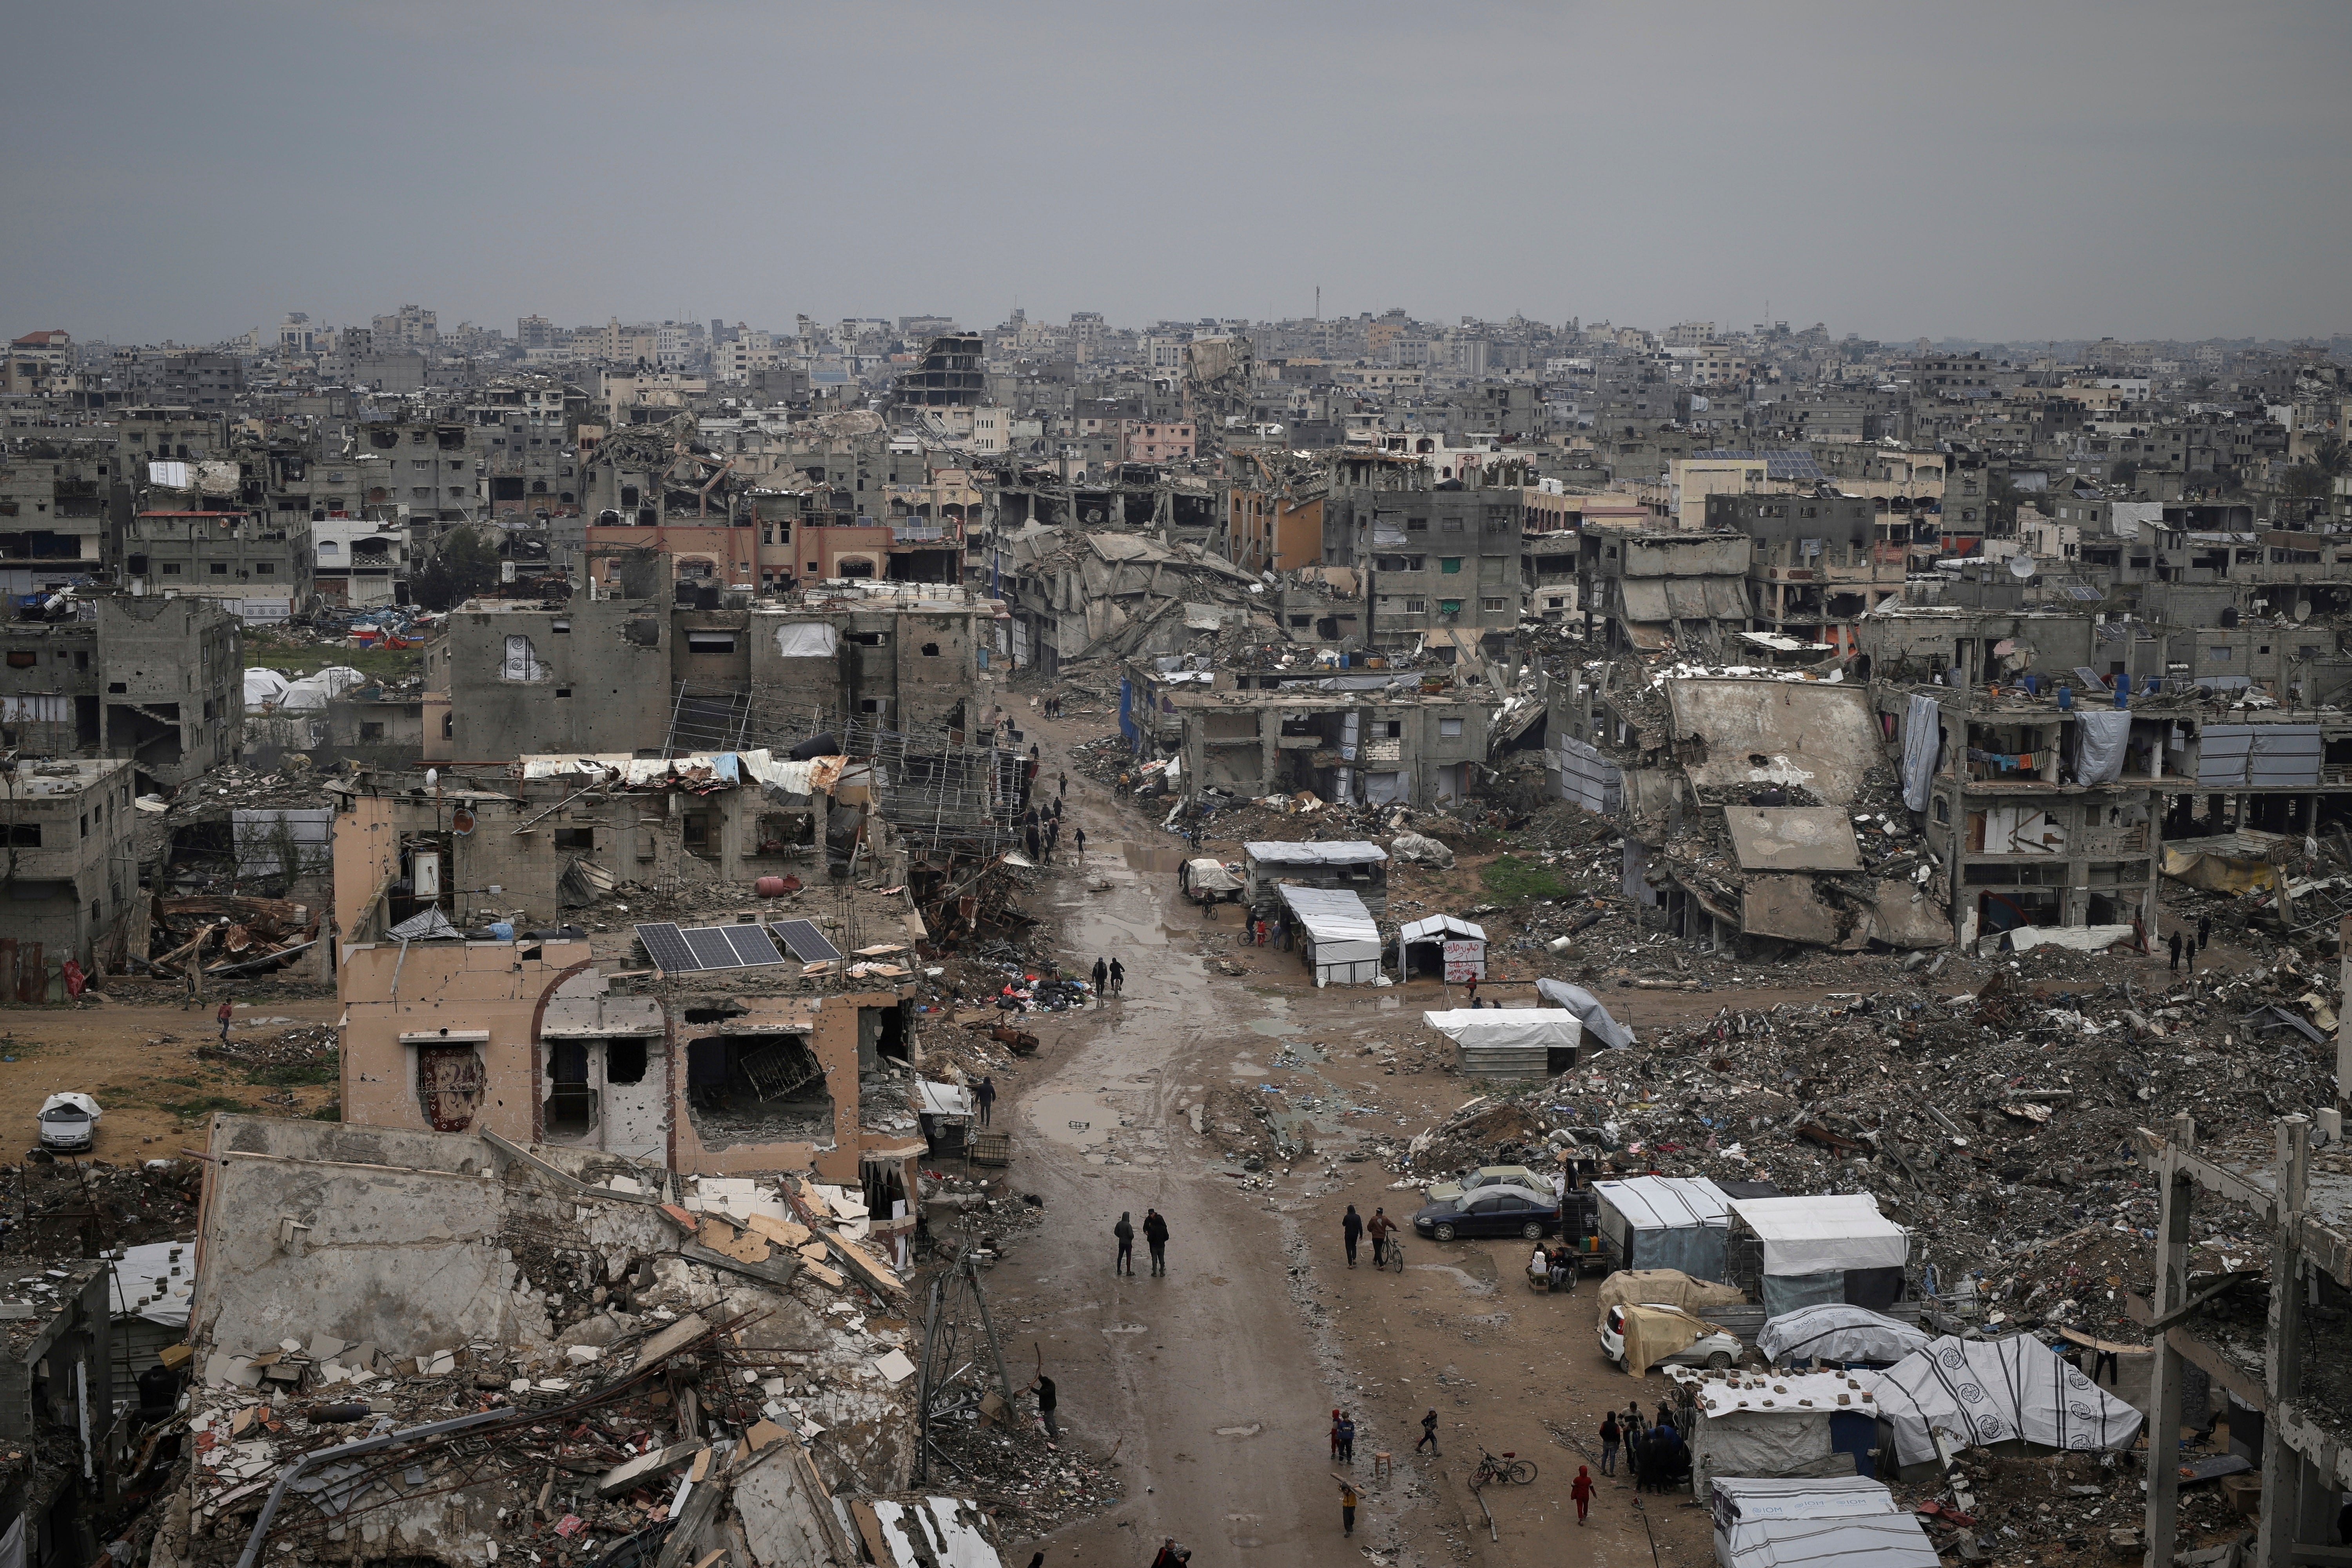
[
  {"left": 997, "top": 525, "right": 1265, "bottom": 673},
  {"left": 152, "top": 1113, "right": 956, "bottom": 1567},
  {"left": 1706, "top": 490, "right": 1909, "bottom": 654},
  {"left": 0, "top": 756, "right": 137, "bottom": 977},
  {"left": 1152, "top": 680, "right": 1494, "bottom": 808},
  {"left": 0, "top": 592, "right": 246, "bottom": 790},
  {"left": 1577, "top": 528, "right": 1753, "bottom": 654},
  {"left": 0, "top": 1256, "right": 118, "bottom": 1566},
  {"left": 1323, "top": 452, "right": 1528, "bottom": 656}
]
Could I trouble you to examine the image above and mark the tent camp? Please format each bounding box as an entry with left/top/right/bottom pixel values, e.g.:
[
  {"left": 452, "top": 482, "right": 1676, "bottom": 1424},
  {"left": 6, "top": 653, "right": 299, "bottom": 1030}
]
[
  {"left": 1726, "top": 1194, "right": 1909, "bottom": 1316},
  {"left": 1757, "top": 1304, "right": 1929, "bottom": 1368},
  {"left": 1396, "top": 914, "right": 1486, "bottom": 982},
  {"left": 1709, "top": 1476, "right": 1939, "bottom": 1568},
  {"left": 1275, "top": 884, "right": 1383, "bottom": 985},
  {"left": 1536, "top": 978, "right": 1638, "bottom": 1049},
  {"left": 1594, "top": 1176, "right": 1735, "bottom": 1278},
  {"left": 1869, "top": 1334, "right": 2144, "bottom": 1469},
  {"left": 1424, "top": 1007, "right": 1580, "bottom": 1078},
  {"left": 1675, "top": 1367, "right": 1884, "bottom": 1495}
]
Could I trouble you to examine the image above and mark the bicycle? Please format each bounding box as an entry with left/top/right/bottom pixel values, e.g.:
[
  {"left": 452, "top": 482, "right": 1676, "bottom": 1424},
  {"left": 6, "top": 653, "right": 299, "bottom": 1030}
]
[
  {"left": 1470, "top": 1447, "right": 1537, "bottom": 1490},
  {"left": 1383, "top": 1239, "right": 1406, "bottom": 1274}
]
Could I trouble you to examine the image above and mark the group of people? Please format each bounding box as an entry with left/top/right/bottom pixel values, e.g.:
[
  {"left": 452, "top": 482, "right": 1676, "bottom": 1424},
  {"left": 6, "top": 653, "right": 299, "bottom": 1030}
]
[
  {"left": 1021, "top": 798, "right": 1065, "bottom": 864},
  {"left": 1042, "top": 694, "right": 1069, "bottom": 719},
  {"left": 1090, "top": 955, "right": 1125, "bottom": 1002},
  {"left": 2167, "top": 913, "right": 2216, "bottom": 973},
  {"left": 1338, "top": 1204, "right": 1397, "bottom": 1267},
  {"left": 1526, "top": 1241, "right": 1580, "bottom": 1291},
  {"left": 1112, "top": 1208, "right": 1171, "bottom": 1275},
  {"left": 1599, "top": 1401, "right": 1689, "bottom": 1492}
]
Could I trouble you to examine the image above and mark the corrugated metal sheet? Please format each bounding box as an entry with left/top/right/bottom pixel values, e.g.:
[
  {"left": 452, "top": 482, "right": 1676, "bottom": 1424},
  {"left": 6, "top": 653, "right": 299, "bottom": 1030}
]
[
  {"left": 1457, "top": 1042, "right": 1550, "bottom": 1079},
  {"left": 2198, "top": 724, "right": 2321, "bottom": 788},
  {"left": 1555, "top": 735, "right": 1622, "bottom": 813}
]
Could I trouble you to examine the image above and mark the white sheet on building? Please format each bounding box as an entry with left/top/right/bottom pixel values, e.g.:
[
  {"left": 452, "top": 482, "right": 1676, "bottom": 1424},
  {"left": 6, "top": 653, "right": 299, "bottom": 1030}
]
[
  {"left": 772, "top": 621, "right": 840, "bottom": 659},
  {"left": 1422, "top": 1009, "right": 1581, "bottom": 1052}
]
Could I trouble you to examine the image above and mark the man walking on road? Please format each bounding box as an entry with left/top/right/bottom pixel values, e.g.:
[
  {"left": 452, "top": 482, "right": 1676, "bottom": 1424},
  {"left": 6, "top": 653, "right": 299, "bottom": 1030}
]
[
  {"left": 1416, "top": 1408, "right": 1440, "bottom": 1455},
  {"left": 1338, "top": 1478, "right": 1359, "bottom": 1537},
  {"left": 1599, "top": 1411, "right": 1621, "bottom": 1474},
  {"left": 975, "top": 1075, "right": 996, "bottom": 1126},
  {"left": 217, "top": 996, "right": 234, "bottom": 1043},
  {"left": 1092, "top": 956, "right": 1108, "bottom": 1005},
  {"left": 1027, "top": 1371, "right": 1058, "bottom": 1442},
  {"left": 1073, "top": 826, "right": 1086, "bottom": 858},
  {"left": 1143, "top": 1208, "right": 1169, "bottom": 1275},
  {"left": 1367, "top": 1207, "right": 1395, "bottom": 1267},
  {"left": 2169, "top": 929, "right": 2183, "bottom": 972},
  {"left": 1108, "top": 957, "right": 1124, "bottom": 996},
  {"left": 1114, "top": 1212, "right": 1135, "bottom": 1275},
  {"left": 1336, "top": 1413, "right": 1356, "bottom": 1463},
  {"left": 1341, "top": 1205, "right": 1364, "bottom": 1267}
]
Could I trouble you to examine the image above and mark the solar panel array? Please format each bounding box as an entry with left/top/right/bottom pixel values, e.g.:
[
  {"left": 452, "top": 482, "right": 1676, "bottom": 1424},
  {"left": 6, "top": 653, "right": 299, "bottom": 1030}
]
[
  {"left": 634, "top": 921, "right": 788, "bottom": 973},
  {"left": 771, "top": 918, "right": 843, "bottom": 964}
]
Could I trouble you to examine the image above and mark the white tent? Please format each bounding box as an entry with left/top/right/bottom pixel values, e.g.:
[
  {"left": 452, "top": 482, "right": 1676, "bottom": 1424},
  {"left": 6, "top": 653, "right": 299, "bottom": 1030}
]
[
  {"left": 1396, "top": 914, "right": 1486, "bottom": 981},
  {"left": 1425, "top": 1007, "right": 1580, "bottom": 1078},
  {"left": 1710, "top": 1477, "right": 1938, "bottom": 1568},
  {"left": 243, "top": 668, "right": 291, "bottom": 709},
  {"left": 1869, "top": 1334, "right": 2145, "bottom": 1466},
  {"left": 1758, "top": 1304, "right": 1930, "bottom": 1368},
  {"left": 1594, "top": 1176, "right": 1735, "bottom": 1279},
  {"left": 1679, "top": 1367, "right": 1884, "bottom": 1497},
  {"left": 1275, "top": 884, "right": 1383, "bottom": 985},
  {"left": 1536, "top": 978, "right": 1639, "bottom": 1048},
  {"left": 1728, "top": 1194, "right": 1909, "bottom": 1316},
  {"left": 277, "top": 664, "right": 368, "bottom": 711}
]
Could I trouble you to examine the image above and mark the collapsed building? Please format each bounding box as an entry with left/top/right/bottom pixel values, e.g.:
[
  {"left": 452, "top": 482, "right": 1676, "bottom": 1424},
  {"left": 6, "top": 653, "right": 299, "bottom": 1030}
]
[{"left": 0, "top": 591, "right": 246, "bottom": 791}]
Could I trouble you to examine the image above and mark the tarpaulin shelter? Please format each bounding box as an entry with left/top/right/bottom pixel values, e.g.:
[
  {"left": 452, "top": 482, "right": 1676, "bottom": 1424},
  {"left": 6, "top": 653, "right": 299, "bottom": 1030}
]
[
  {"left": 1423, "top": 1007, "right": 1579, "bottom": 1078},
  {"left": 1869, "top": 1334, "right": 2144, "bottom": 1468},
  {"left": 1396, "top": 914, "right": 1486, "bottom": 981},
  {"left": 1535, "top": 978, "right": 1638, "bottom": 1049},
  {"left": 1595, "top": 1176, "right": 1735, "bottom": 1278},
  {"left": 1274, "top": 883, "right": 1383, "bottom": 985},
  {"left": 1678, "top": 1368, "right": 1885, "bottom": 1496},
  {"left": 1727, "top": 1194, "right": 1909, "bottom": 1317},
  {"left": 1595, "top": 1269, "right": 1747, "bottom": 1317},
  {"left": 1243, "top": 840, "right": 1388, "bottom": 912},
  {"left": 1757, "top": 1304, "right": 1929, "bottom": 1368},
  {"left": 1710, "top": 1476, "right": 1938, "bottom": 1568}
]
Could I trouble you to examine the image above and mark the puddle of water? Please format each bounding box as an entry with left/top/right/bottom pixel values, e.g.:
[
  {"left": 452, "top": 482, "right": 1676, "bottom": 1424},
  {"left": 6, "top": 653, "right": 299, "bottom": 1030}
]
[
  {"left": 1245, "top": 1018, "right": 1298, "bottom": 1038},
  {"left": 1027, "top": 1089, "right": 1114, "bottom": 1151},
  {"left": 1120, "top": 841, "right": 1189, "bottom": 873}
]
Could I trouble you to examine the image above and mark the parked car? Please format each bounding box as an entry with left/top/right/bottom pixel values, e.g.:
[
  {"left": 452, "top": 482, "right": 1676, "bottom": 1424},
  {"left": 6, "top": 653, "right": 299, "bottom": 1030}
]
[
  {"left": 1599, "top": 1301, "right": 1742, "bottom": 1370},
  {"left": 37, "top": 1093, "right": 101, "bottom": 1154},
  {"left": 1412, "top": 1183, "right": 1562, "bottom": 1242},
  {"left": 1425, "top": 1164, "right": 1548, "bottom": 1205}
]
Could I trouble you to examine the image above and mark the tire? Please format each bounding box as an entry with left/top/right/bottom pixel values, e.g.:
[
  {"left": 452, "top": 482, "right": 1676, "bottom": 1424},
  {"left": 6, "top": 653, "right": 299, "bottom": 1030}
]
[
  {"left": 1706, "top": 1351, "right": 1734, "bottom": 1370},
  {"left": 1433, "top": 1223, "right": 1457, "bottom": 1242},
  {"left": 1506, "top": 1459, "right": 1537, "bottom": 1486},
  {"left": 1521, "top": 1221, "right": 1545, "bottom": 1240}
]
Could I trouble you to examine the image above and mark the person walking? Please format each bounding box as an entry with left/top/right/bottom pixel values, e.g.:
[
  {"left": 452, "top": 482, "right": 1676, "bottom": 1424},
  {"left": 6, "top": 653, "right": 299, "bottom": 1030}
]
[
  {"left": 1599, "top": 1411, "right": 1621, "bottom": 1475},
  {"left": 1149, "top": 1540, "right": 1189, "bottom": 1568},
  {"left": 1028, "top": 1372, "right": 1058, "bottom": 1442},
  {"left": 1416, "top": 1408, "right": 1440, "bottom": 1455},
  {"left": 1366, "top": 1207, "right": 1394, "bottom": 1267},
  {"left": 2169, "top": 929, "right": 2184, "bottom": 973},
  {"left": 1462, "top": 974, "right": 1479, "bottom": 1007},
  {"left": 1339, "top": 1478, "right": 1359, "bottom": 1537},
  {"left": 216, "top": 996, "right": 234, "bottom": 1043},
  {"left": 1114, "top": 1212, "right": 1135, "bottom": 1276},
  {"left": 975, "top": 1075, "right": 996, "bottom": 1127},
  {"left": 1330, "top": 1409, "right": 1345, "bottom": 1460},
  {"left": 1342, "top": 1205, "right": 1364, "bottom": 1267},
  {"left": 1336, "top": 1413, "right": 1356, "bottom": 1464},
  {"left": 2197, "top": 912, "right": 2213, "bottom": 958},
  {"left": 1074, "top": 826, "right": 1087, "bottom": 858},
  {"left": 1572, "top": 1465, "right": 1595, "bottom": 1524},
  {"left": 1092, "top": 956, "right": 1109, "bottom": 1006},
  {"left": 1108, "top": 957, "right": 1124, "bottom": 996},
  {"left": 1057, "top": 770, "right": 1067, "bottom": 796},
  {"left": 1143, "top": 1208, "right": 1169, "bottom": 1275}
]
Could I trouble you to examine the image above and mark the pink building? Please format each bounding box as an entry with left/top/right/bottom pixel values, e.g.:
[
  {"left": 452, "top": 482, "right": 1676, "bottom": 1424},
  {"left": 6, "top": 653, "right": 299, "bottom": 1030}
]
[{"left": 1117, "top": 420, "right": 1195, "bottom": 463}]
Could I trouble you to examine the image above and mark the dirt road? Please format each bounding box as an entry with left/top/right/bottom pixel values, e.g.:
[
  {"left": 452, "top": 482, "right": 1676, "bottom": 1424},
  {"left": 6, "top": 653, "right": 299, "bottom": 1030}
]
[{"left": 989, "top": 704, "right": 1715, "bottom": 1568}]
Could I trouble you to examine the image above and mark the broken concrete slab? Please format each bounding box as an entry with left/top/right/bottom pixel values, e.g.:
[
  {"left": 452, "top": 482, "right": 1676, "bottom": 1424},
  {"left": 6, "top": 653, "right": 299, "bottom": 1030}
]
[
  {"left": 1724, "top": 806, "right": 1864, "bottom": 872},
  {"left": 598, "top": 1439, "right": 708, "bottom": 1497},
  {"left": 1667, "top": 678, "right": 1880, "bottom": 804}
]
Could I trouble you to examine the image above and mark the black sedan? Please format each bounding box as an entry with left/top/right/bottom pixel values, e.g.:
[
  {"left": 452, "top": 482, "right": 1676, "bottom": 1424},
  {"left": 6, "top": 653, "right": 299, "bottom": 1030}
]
[{"left": 1411, "top": 1184, "right": 1562, "bottom": 1243}]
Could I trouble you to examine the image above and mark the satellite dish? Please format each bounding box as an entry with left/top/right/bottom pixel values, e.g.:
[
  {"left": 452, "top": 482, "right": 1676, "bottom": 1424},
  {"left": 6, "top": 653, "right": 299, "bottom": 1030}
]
[
  {"left": 2293, "top": 598, "right": 2312, "bottom": 623},
  {"left": 2007, "top": 554, "right": 2037, "bottom": 579}
]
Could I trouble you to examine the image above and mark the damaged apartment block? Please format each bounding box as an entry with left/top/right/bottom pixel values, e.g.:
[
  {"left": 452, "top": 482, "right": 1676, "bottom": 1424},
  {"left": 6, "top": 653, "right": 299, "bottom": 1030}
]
[{"left": 0, "top": 590, "right": 245, "bottom": 793}]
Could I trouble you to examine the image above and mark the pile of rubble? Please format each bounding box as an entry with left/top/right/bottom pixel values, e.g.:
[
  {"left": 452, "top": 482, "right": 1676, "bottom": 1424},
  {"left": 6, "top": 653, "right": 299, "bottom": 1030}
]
[
  {"left": 125, "top": 895, "right": 323, "bottom": 984},
  {"left": 0, "top": 1158, "right": 203, "bottom": 1251}
]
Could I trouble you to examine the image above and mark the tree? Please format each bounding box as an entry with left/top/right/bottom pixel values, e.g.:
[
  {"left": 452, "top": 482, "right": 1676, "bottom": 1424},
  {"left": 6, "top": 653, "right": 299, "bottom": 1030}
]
[{"left": 412, "top": 526, "right": 502, "bottom": 610}]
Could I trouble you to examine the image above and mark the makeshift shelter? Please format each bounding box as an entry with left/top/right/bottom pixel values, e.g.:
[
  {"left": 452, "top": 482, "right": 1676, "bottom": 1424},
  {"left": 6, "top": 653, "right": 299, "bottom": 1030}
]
[
  {"left": 1179, "top": 857, "right": 1242, "bottom": 903},
  {"left": 1709, "top": 1476, "right": 1939, "bottom": 1568},
  {"left": 1535, "top": 978, "right": 1638, "bottom": 1049},
  {"left": 1758, "top": 1304, "right": 1929, "bottom": 1368},
  {"left": 1675, "top": 1367, "right": 1884, "bottom": 1495},
  {"left": 1594, "top": 1176, "right": 1735, "bottom": 1278},
  {"left": 1274, "top": 883, "right": 1383, "bottom": 985},
  {"left": 1424, "top": 1007, "right": 1580, "bottom": 1078},
  {"left": 914, "top": 1079, "right": 974, "bottom": 1158},
  {"left": 1726, "top": 1194, "right": 1909, "bottom": 1316},
  {"left": 1396, "top": 914, "right": 1486, "bottom": 981},
  {"left": 1596, "top": 1269, "right": 1747, "bottom": 1317},
  {"left": 1243, "top": 840, "right": 1388, "bottom": 914},
  {"left": 1869, "top": 1334, "right": 2144, "bottom": 1469}
]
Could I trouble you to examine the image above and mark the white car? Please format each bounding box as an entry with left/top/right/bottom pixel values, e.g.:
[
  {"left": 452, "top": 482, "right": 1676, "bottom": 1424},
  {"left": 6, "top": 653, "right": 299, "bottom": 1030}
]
[
  {"left": 37, "top": 1092, "right": 101, "bottom": 1154},
  {"left": 1599, "top": 1301, "right": 1743, "bottom": 1370}
]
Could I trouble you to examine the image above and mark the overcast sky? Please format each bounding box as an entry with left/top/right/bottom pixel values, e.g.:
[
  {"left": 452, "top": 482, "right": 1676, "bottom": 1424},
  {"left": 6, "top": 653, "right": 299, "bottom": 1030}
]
[{"left": 4, "top": 0, "right": 2346, "bottom": 347}]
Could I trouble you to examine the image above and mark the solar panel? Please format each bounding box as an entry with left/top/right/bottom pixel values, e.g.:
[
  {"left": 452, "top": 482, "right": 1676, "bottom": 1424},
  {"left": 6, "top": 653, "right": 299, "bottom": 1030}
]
[
  {"left": 683, "top": 927, "right": 744, "bottom": 970},
  {"left": 771, "top": 919, "right": 842, "bottom": 964},
  {"left": 724, "top": 925, "right": 782, "bottom": 966},
  {"left": 636, "top": 922, "right": 699, "bottom": 973}
]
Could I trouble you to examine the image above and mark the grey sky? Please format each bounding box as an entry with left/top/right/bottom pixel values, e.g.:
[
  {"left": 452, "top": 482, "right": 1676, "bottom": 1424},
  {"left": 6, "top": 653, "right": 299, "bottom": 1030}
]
[{"left": 4, "top": 0, "right": 2347, "bottom": 345}]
